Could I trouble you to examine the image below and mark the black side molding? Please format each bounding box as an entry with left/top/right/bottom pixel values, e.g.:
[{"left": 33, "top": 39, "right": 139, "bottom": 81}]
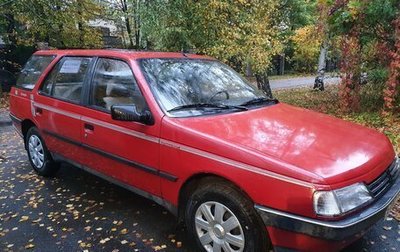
[
  {"left": 43, "top": 129, "right": 178, "bottom": 182},
  {"left": 9, "top": 113, "right": 22, "bottom": 123},
  {"left": 52, "top": 152, "right": 178, "bottom": 216}
]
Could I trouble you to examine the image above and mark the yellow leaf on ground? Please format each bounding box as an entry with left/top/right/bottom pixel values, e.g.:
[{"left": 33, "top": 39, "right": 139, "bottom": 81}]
[{"left": 25, "top": 243, "right": 35, "bottom": 249}]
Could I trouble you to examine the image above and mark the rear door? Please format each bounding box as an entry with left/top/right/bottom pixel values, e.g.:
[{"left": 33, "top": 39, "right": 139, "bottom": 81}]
[
  {"left": 34, "top": 56, "right": 94, "bottom": 164},
  {"left": 78, "top": 57, "right": 162, "bottom": 196}
]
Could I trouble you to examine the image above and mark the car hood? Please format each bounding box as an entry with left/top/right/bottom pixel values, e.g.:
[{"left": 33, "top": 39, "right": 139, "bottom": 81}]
[{"left": 165, "top": 103, "right": 395, "bottom": 185}]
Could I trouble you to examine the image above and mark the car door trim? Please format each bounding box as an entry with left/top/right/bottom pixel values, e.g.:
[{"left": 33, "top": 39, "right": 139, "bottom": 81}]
[
  {"left": 42, "top": 129, "right": 178, "bottom": 182},
  {"left": 34, "top": 102, "right": 81, "bottom": 120},
  {"left": 81, "top": 116, "right": 159, "bottom": 143},
  {"left": 160, "top": 139, "right": 314, "bottom": 188},
  {"left": 34, "top": 101, "right": 313, "bottom": 188},
  {"left": 34, "top": 101, "right": 158, "bottom": 143}
]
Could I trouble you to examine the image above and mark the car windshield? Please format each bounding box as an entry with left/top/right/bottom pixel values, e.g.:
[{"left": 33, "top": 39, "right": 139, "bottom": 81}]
[{"left": 140, "top": 58, "right": 276, "bottom": 117}]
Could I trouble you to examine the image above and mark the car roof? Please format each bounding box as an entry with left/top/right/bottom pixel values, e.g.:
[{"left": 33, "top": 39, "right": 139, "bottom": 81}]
[{"left": 34, "top": 49, "right": 214, "bottom": 60}]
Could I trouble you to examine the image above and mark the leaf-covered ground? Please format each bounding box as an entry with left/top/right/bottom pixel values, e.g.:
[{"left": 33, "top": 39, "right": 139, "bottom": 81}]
[
  {"left": 0, "top": 117, "right": 190, "bottom": 251},
  {"left": 0, "top": 93, "right": 10, "bottom": 110}
]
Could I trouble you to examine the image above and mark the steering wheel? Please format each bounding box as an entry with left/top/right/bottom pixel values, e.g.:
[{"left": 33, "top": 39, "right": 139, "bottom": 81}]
[{"left": 207, "top": 90, "right": 230, "bottom": 103}]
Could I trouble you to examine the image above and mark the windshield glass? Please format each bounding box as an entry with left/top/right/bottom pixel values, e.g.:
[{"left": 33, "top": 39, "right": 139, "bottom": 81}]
[{"left": 140, "top": 58, "right": 274, "bottom": 117}]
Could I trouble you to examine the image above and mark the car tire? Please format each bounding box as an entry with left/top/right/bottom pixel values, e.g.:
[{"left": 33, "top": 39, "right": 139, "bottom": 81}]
[
  {"left": 26, "top": 127, "right": 60, "bottom": 177},
  {"left": 185, "top": 178, "right": 270, "bottom": 252}
]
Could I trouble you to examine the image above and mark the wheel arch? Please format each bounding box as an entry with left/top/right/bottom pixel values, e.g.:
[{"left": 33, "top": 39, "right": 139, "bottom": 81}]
[
  {"left": 21, "top": 119, "right": 37, "bottom": 149},
  {"left": 177, "top": 172, "right": 255, "bottom": 222}
]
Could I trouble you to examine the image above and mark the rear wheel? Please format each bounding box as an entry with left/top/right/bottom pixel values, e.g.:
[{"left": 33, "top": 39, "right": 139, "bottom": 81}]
[
  {"left": 185, "top": 178, "right": 270, "bottom": 252},
  {"left": 26, "top": 127, "right": 60, "bottom": 177}
]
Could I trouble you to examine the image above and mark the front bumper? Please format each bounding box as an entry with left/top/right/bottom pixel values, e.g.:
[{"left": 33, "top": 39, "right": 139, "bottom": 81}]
[{"left": 255, "top": 175, "right": 400, "bottom": 243}]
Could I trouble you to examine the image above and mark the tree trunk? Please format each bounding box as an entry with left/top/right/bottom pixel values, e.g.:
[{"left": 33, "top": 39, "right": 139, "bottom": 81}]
[
  {"left": 279, "top": 53, "right": 285, "bottom": 75},
  {"left": 314, "top": 40, "right": 328, "bottom": 91},
  {"left": 134, "top": 0, "right": 140, "bottom": 49},
  {"left": 255, "top": 72, "right": 273, "bottom": 98},
  {"left": 245, "top": 61, "right": 252, "bottom": 77},
  {"left": 77, "top": 1, "right": 84, "bottom": 47},
  {"left": 121, "top": 0, "right": 134, "bottom": 49},
  {"left": 55, "top": 4, "right": 65, "bottom": 48},
  {"left": 5, "top": 13, "right": 17, "bottom": 46},
  {"left": 125, "top": 17, "right": 134, "bottom": 49}
]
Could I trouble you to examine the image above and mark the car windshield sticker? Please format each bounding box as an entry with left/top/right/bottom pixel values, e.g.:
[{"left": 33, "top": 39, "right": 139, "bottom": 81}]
[{"left": 60, "top": 59, "right": 82, "bottom": 73}]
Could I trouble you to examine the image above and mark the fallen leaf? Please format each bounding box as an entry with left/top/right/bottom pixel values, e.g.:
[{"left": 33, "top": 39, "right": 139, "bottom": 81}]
[{"left": 25, "top": 243, "right": 35, "bottom": 249}]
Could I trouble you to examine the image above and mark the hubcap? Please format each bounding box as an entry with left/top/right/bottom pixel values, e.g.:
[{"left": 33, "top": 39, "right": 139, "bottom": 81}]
[
  {"left": 28, "top": 135, "right": 44, "bottom": 169},
  {"left": 195, "top": 201, "right": 245, "bottom": 252}
]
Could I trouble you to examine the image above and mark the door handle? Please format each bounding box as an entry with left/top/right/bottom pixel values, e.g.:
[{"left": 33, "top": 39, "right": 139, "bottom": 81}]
[
  {"left": 84, "top": 123, "right": 94, "bottom": 131},
  {"left": 35, "top": 107, "right": 43, "bottom": 115}
]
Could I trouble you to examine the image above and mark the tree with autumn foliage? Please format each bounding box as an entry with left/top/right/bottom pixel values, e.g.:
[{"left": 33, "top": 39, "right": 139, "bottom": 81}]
[
  {"left": 324, "top": 0, "right": 399, "bottom": 113},
  {"left": 140, "top": 0, "right": 285, "bottom": 97},
  {"left": 0, "top": 0, "right": 107, "bottom": 96},
  {"left": 0, "top": 0, "right": 103, "bottom": 48},
  {"left": 291, "top": 25, "right": 322, "bottom": 73},
  {"left": 383, "top": 16, "right": 400, "bottom": 114}
]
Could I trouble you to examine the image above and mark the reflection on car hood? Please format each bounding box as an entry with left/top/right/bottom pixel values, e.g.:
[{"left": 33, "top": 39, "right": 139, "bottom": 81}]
[{"left": 167, "top": 103, "right": 395, "bottom": 184}]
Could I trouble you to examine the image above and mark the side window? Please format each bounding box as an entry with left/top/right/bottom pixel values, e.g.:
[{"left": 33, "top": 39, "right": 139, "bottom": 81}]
[
  {"left": 41, "top": 57, "right": 92, "bottom": 103},
  {"left": 16, "top": 55, "right": 55, "bottom": 90},
  {"left": 91, "top": 58, "right": 148, "bottom": 112}
]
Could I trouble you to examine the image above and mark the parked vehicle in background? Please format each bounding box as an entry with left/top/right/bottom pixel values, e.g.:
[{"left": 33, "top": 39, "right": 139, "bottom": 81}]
[
  {"left": 0, "top": 69, "right": 16, "bottom": 92},
  {"left": 9, "top": 50, "right": 400, "bottom": 252}
]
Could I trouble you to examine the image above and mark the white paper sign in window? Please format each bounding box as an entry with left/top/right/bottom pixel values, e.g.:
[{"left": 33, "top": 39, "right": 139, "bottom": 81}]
[{"left": 60, "top": 59, "right": 82, "bottom": 73}]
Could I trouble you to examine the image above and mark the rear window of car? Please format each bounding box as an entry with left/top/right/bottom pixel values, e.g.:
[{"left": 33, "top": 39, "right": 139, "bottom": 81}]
[{"left": 16, "top": 55, "right": 56, "bottom": 90}]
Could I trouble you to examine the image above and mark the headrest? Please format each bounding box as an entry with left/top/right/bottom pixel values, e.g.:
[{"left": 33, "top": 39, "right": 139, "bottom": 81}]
[{"left": 106, "top": 83, "right": 130, "bottom": 97}]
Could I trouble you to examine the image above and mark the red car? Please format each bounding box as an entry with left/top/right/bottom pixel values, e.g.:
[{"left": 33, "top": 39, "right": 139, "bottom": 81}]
[{"left": 9, "top": 50, "right": 400, "bottom": 252}]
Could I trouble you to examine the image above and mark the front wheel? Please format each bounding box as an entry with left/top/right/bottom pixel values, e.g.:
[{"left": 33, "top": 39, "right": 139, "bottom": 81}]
[
  {"left": 185, "top": 178, "right": 270, "bottom": 252},
  {"left": 26, "top": 127, "right": 60, "bottom": 177}
]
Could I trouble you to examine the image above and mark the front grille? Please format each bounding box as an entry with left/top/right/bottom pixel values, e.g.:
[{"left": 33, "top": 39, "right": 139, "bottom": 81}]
[{"left": 367, "top": 159, "right": 399, "bottom": 198}]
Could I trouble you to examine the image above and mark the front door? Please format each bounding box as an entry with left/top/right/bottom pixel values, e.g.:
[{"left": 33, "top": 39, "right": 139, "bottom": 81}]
[{"left": 78, "top": 57, "right": 162, "bottom": 196}]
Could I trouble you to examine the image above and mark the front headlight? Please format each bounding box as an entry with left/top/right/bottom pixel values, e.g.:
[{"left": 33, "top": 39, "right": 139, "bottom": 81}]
[{"left": 313, "top": 183, "right": 372, "bottom": 216}]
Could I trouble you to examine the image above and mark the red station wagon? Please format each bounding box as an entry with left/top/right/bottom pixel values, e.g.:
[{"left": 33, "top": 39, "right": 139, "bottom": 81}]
[{"left": 9, "top": 50, "right": 400, "bottom": 252}]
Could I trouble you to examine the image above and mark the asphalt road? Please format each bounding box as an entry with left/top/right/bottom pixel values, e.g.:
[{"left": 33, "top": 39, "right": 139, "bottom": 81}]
[
  {"left": 0, "top": 109, "right": 399, "bottom": 252},
  {"left": 270, "top": 76, "right": 341, "bottom": 90}
]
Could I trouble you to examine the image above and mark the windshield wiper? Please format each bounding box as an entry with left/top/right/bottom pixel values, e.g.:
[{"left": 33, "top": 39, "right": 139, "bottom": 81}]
[
  {"left": 167, "top": 103, "right": 248, "bottom": 113},
  {"left": 239, "top": 97, "right": 278, "bottom": 107}
]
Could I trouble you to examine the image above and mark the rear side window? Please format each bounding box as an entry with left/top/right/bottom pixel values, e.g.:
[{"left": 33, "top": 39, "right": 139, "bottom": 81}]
[
  {"left": 16, "top": 55, "right": 55, "bottom": 90},
  {"left": 41, "top": 57, "right": 92, "bottom": 103}
]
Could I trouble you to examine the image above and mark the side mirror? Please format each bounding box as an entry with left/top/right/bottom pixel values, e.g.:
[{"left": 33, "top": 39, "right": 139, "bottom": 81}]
[{"left": 111, "top": 104, "right": 154, "bottom": 125}]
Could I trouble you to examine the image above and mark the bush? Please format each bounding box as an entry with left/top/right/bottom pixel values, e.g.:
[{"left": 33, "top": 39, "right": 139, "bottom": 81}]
[{"left": 359, "top": 68, "right": 388, "bottom": 111}]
